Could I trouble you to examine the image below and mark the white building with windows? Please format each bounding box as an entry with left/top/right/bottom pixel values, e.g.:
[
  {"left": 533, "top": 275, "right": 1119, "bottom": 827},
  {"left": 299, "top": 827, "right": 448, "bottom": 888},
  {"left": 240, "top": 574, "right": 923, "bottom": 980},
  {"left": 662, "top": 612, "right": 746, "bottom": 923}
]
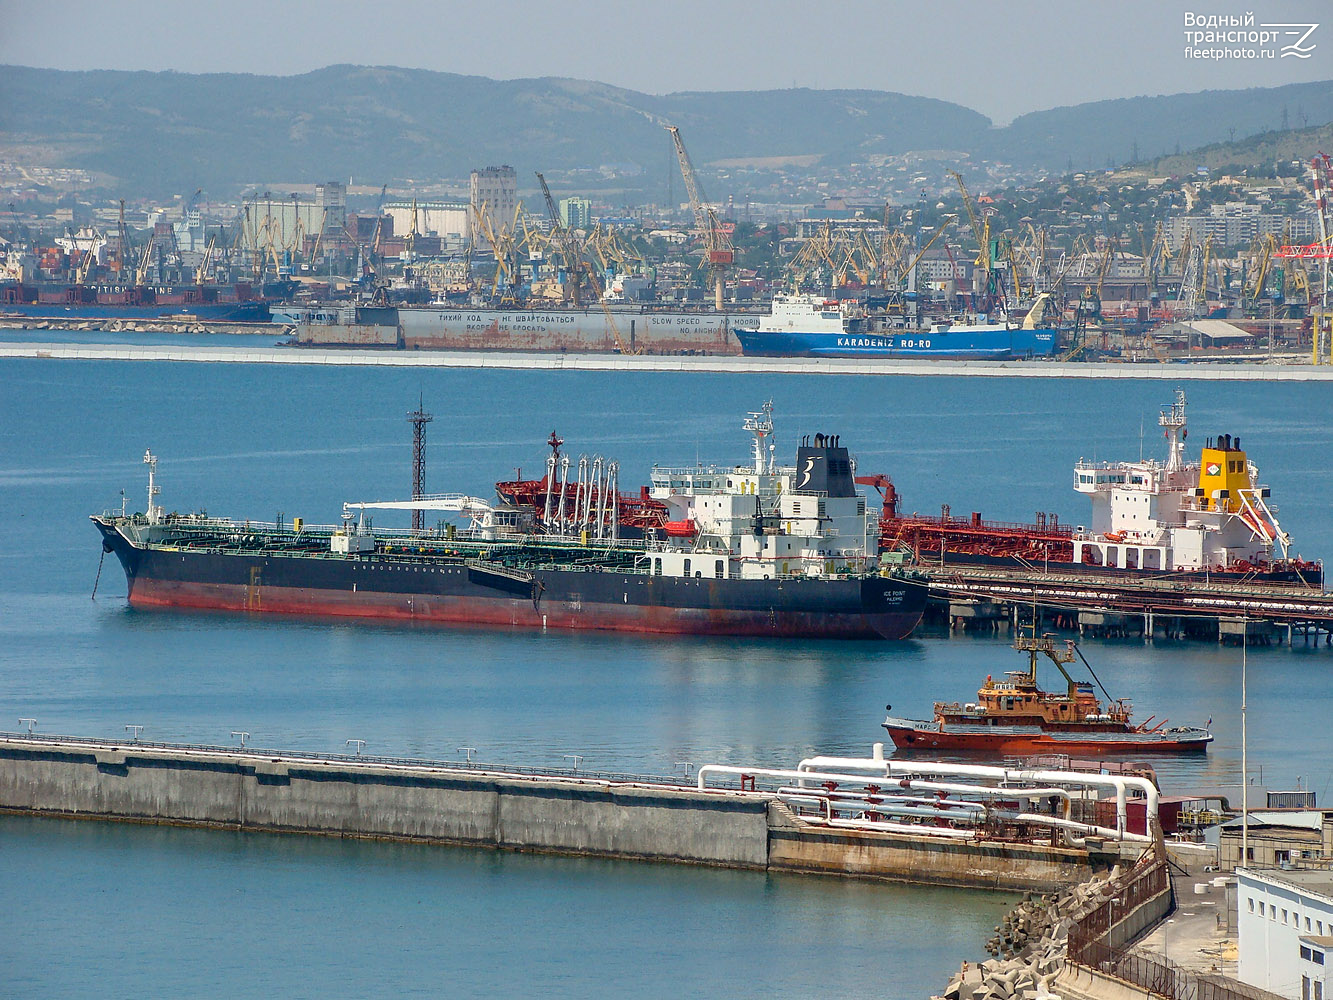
[{"left": 1238, "top": 867, "right": 1333, "bottom": 1000}]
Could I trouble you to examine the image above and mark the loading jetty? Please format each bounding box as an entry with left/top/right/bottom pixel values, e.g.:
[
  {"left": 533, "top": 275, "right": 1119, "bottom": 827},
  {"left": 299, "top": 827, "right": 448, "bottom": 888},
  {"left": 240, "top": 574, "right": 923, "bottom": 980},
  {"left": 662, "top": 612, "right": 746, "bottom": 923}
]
[
  {"left": 922, "top": 564, "right": 1333, "bottom": 643},
  {"left": 0, "top": 733, "right": 1166, "bottom": 893}
]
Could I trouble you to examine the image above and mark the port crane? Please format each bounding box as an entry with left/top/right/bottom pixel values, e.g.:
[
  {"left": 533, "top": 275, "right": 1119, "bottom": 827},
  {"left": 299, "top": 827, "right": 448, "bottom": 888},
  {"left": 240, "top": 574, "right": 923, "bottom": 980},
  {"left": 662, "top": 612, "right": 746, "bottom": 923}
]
[
  {"left": 666, "top": 124, "right": 733, "bottom": 310},
  {"left": 949, "top": 170, "right": 1011, "bottom": 312},
  {"left": 535, "top": 172, "right": 585, "bottom": 306},
  {"left": 195, "top": 233, "right": 218, "bottom": 285},
  {"left": 134, "top": 230, "right": 156, "bottom": 287},
  {"left": 115, "top": 199, "right": 132, "bottom": 276},
  {"left": 900, "top": 217, "right": 953, "bottom": 288}
]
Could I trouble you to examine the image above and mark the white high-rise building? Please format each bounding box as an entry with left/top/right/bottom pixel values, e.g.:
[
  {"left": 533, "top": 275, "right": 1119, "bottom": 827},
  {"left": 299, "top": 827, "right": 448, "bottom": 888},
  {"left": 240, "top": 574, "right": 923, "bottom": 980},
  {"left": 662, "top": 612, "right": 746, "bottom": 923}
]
[{"left": 470, "top": 166, "right": 517, "bottom": 243}]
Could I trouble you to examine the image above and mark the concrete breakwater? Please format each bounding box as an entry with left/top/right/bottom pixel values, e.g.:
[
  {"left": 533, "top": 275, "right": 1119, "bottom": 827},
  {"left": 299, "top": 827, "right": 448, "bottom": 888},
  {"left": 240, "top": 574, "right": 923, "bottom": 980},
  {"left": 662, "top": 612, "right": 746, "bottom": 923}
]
[
  {"left": 0, "top": 733, "right": 1116, "bottom": 892},
  {"left": 4, "top": 341, "right": 1333, "bottom": 379},
  {"left": 0, "top": 318, "right": 283, "bottom": 336},
  {"left": 938, "top": 857, "right": 1173, "bottom": 1000}
]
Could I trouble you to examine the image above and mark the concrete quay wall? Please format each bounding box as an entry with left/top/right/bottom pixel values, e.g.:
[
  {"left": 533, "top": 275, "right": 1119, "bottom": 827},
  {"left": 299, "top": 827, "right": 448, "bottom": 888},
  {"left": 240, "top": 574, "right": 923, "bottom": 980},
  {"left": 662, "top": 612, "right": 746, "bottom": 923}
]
[{"left": 0, "top": 736, "right": 1106, "bottom": 890}]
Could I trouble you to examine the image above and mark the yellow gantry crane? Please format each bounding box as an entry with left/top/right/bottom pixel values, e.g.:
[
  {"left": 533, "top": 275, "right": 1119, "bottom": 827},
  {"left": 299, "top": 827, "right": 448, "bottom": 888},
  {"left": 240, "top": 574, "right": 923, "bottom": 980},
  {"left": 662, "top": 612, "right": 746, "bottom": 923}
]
[
  {"left": 666, "top": 124, "right": 734, "bottom": 310},
  {"left": 472, "top": 200, "right": 528, "bottom": 304},
  {"left": 535, "top": 171, "right": 587, "bottom": 306},
  {"left": 948, "top": 170, "right": 989, "bottom": 271},
  {"left": 195, "top": 233, "right": 218, "bottom": 285}
]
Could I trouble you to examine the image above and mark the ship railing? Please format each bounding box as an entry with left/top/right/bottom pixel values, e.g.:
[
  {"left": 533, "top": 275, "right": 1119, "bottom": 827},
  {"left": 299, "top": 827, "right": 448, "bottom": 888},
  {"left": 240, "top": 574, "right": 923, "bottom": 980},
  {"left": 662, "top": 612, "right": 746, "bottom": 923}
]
[
  {"left": 1074, "top": 460, "right": 1152, "bottom": 472},
  {"left": 652, "top": 464, "right": 771, "bottom": 478},
  {"left": 533, "top": 533, "right": 651, "bottom": 551},
  {"left": 890, "top": 511, "right": 1076, "bottom": 538},
  {"left": 1071, "top": 529, "right": 1170, "bottom": 545},
  {"left": 1175, "top": 495, "right": 1265, "bottom": 516}
]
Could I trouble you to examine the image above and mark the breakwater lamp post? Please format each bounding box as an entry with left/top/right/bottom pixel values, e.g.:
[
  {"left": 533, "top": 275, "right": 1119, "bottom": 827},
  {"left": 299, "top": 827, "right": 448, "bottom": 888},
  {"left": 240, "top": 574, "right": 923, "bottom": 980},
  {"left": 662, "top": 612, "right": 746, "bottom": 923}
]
[
  {"left": 1241, "top": 617, "right": 1249, "bottom": 867},
  {"left": 125, "top": 725, "right": 144, "bottom": 741},
  {"left": 231, "top": 731, "right": 250, "bottom": 748},
  {"left": 346, "top": 739, "right": 366, "bottom": 755},
  {"left": 458, "top": 747, "right": 477, "bottom": 763},
  {"left": 19, "top": 718, "right": 36, "bottom": 734},
  {"left": 564, "top": 755, "right": 584, "bottom": 772}
]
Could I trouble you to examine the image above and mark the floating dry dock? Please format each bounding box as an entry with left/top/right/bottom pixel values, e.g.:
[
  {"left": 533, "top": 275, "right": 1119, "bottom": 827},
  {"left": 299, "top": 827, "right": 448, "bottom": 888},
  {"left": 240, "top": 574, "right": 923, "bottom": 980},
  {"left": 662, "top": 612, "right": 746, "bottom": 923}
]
[{"left": 0, "top": 734, "right": 1160, "bottom": 892}]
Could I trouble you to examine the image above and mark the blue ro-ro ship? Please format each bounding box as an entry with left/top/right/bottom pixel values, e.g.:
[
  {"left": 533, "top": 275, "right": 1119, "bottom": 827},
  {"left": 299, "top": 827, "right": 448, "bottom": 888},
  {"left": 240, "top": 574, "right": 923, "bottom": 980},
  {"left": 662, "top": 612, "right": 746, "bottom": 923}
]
[{"left": 734, "top": 293, "right": 1058, "bottom": 360}]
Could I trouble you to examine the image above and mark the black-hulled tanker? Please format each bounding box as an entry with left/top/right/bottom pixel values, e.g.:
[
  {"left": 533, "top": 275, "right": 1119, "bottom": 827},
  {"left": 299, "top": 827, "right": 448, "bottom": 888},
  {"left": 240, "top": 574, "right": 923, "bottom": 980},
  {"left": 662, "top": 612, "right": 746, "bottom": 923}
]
[{"left": 91, "top": 407, "right": 927, "bottom": 640}]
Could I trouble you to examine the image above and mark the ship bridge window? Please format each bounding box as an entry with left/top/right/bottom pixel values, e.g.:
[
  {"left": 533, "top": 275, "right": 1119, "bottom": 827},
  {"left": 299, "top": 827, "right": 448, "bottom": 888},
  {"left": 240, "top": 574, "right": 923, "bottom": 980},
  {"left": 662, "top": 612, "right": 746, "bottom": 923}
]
[{"left": 653, "top": 558, "right": 662, "bottom": 577}]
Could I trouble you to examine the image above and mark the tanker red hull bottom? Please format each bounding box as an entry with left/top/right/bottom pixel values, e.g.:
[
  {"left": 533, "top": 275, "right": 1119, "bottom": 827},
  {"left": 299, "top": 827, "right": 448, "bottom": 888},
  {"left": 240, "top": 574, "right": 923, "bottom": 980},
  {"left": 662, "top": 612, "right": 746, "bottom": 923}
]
[
  {"left": 128, "top": 579, "right": 921, "bottom": 639},
  {"left": 883, "top": 724, "right": 1212, "bottom": 755}
]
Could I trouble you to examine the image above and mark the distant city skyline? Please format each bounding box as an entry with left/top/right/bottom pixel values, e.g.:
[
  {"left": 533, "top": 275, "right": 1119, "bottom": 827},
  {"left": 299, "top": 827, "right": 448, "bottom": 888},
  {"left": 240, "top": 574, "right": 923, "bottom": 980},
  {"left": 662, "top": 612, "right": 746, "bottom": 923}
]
[{"left": 1, "top": 0, "right": 1330, "bottom": 123}]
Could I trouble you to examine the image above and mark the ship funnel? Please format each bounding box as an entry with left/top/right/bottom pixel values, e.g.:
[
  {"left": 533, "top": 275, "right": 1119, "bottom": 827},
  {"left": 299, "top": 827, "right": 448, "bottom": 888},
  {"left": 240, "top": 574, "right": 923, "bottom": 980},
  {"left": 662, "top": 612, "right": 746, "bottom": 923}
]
[{"left": 795, "top": 435, "right": 857, "bottom": 497}]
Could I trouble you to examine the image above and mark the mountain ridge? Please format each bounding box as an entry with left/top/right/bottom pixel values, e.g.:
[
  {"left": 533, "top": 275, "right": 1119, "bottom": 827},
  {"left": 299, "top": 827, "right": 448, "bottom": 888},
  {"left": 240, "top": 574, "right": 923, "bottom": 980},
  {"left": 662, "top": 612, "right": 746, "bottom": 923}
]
[{"left": 2, "top": 64, "right": 1331, "bottom": 196}]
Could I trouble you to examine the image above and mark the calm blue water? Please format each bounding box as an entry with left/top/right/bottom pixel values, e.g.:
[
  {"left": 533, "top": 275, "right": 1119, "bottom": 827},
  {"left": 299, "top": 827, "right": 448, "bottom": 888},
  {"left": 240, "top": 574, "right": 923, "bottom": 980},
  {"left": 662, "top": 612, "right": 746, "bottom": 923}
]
[{"left": 1, "top": 358, "right": 1330, "bottom": 997}]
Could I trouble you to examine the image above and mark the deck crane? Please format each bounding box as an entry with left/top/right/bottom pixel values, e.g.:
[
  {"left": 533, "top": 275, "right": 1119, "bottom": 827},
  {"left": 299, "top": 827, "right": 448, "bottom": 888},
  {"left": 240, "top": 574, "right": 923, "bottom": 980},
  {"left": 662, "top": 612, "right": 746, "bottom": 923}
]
[
  {"left": 666, "top": 124, "right": 733, "bottom": 311},
  {"left": 73, "top": 238, "right": 98, "bottom": 285},
  {"left": 195, "top": 233, "right": 218, "bottom": 285},
  {"left": 134, "top": 231, "right": 156, "bottom": 287}
]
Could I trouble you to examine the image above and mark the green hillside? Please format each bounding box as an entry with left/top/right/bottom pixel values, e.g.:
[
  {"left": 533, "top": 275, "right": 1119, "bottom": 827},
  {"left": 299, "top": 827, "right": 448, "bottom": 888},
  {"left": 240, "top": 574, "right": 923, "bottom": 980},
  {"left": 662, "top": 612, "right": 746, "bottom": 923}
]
[{"left": 2, "top": 64, "right": 1331, "bottom": 197}]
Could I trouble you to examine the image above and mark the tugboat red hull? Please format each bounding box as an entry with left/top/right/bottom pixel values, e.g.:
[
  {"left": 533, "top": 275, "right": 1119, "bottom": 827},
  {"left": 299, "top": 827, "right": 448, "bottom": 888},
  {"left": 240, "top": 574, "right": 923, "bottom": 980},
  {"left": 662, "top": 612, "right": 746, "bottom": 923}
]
[{"left": 883, "top": 720, "right": 1212, "bottom": 755}]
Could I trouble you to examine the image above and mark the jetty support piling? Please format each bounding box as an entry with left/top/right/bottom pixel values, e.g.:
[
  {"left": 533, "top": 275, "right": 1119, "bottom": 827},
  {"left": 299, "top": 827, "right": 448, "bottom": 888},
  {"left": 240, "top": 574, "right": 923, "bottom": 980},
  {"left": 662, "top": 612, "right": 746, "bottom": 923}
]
[
  {"left": 926, "top": 567, "right": 1333, "bottom": 645},
  {"left": 1217, "top": 618, "right": 1280, "bottom": 646}
]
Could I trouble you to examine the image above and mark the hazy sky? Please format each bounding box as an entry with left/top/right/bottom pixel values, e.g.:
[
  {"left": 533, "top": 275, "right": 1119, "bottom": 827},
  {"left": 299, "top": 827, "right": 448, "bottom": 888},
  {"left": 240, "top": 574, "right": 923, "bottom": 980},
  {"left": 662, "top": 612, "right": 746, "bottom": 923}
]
[{"left": 2, "top": 0, "right": 1329, "bottom": 122}]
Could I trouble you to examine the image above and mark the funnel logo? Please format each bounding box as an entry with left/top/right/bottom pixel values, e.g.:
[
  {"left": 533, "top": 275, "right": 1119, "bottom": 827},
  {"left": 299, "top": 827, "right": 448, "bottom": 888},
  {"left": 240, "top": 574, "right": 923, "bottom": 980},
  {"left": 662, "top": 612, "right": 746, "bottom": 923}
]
[
  {"left": 797, "top": 458, "right": 814, "bottom": 490},
  {"left": 1207, "top": 462, "right": 1222, "bottom": 476}
]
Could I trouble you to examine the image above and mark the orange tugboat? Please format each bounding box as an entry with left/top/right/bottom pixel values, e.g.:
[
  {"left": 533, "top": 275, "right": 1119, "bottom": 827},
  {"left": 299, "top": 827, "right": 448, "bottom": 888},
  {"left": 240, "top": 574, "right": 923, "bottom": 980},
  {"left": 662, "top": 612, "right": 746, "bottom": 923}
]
[{"left": 883, "top": 632, "right": 1213, "bottom": 754}]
